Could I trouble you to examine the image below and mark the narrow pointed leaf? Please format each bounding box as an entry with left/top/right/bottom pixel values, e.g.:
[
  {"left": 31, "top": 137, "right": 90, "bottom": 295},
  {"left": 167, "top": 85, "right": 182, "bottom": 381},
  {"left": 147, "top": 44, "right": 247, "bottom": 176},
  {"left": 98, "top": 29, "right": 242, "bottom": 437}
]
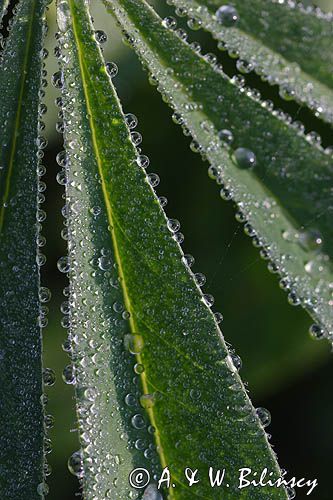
[
  {"left": 168, "top": 0, "right": 333, "bottom": 124},
  {"left": 103, "top": 0, "right": 333, "bottom": 340},
  {"left": 57, "top": 1, "right": 287, "bottom": 498},
  {"left": 0, "top": 0, "right": 48, "bottom": 498}
]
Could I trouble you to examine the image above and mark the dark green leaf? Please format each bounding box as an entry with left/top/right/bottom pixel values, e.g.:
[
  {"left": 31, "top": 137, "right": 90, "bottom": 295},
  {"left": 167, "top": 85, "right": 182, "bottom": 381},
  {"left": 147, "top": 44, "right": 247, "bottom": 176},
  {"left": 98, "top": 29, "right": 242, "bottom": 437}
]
[{"left": 0, "top": 0, "right": 48, "bottom": 498}]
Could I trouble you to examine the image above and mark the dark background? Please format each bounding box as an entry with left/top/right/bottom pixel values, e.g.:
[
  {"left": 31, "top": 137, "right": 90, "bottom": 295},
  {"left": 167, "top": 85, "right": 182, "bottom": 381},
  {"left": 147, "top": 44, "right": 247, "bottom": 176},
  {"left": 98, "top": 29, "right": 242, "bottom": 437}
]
[{"left": 38, "top": 1, "right": 333, "bottom": 498}]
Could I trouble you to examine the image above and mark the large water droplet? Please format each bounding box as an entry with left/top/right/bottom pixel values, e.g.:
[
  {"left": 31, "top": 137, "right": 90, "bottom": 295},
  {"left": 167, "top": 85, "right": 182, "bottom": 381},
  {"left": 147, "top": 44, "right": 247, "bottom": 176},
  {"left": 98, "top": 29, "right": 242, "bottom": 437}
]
[
  {"left": 233, "top": 148, "right": 256, "bottom": 169},
  {"left": 256, "top": 407, "right": 271, "bottom": 428},
  {"left": 216, "top": 5, "right": 239, "bottom": 27},
  {"left": 68, "top": 450, "right": 84, "bottom": 478}
]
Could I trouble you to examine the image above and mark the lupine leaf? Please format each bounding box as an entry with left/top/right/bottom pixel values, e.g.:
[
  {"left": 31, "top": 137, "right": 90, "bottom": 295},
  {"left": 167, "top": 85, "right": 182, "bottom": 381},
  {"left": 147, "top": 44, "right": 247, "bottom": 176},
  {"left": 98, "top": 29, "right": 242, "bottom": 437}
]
[
  {"left": 0, "top": 0, "right": 48, "bottom": 498},
  {"left": 56, "top": 0, "right": 287, "bottom": 498},
  {"left": 103, "top": 0, "right": 333, "bottom": 341},
  {"left": 166, "top": 0, "right": 333, "bottom": 124}
]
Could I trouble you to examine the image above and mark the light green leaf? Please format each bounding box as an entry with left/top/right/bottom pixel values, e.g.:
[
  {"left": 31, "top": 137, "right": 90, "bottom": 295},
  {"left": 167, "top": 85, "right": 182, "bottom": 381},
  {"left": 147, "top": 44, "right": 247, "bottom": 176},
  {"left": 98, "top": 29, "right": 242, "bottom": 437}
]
[
  {"left": 56, "top": 0, "right": 287, "bottom": 498},
  {"left": 103, "top": 0, "right": 333, "bottom": 340},
  {"left": 0, "top": 0, "right": 49, "bottom": 498},
  {"left": 167, "top": 0, "right": 333, "bottom": 124}
]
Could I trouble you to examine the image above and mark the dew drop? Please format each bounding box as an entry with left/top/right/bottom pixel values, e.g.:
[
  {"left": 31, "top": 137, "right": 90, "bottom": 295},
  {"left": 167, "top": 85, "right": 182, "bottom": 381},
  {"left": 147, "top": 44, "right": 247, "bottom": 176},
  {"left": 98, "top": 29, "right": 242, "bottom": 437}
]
[
  {"left": 288, "top": 290, "right": 301, "bottom": 306},
  {"left": 68, "top": 450, "right": 84, "bottom": 478},
  {"left": 216, "top": 5, "right": 239, "bottom": 27},
  {"left": 140, "top": 393, "right": 156, "bottom": 409},
  {"left": 162, "top": 16, "right": 177, "bottom": 29},
  {"left": 106, "top": 62, "right": 118, "bottom": 78},
  {"left": 124, "top": 334, "right": 144, "bottom": 355},
  {"left": 214, "top": 311, "right": 224, "bottom": 324},
  {"left": 39, "top": 287, "right": 51, "bottom": 303},
  {"left": 57, "top": 256, "right": 70, "bottom": 273},
  {"left": 62, "top": 365, "right": 76, "bottom": 385},
  {"left": 37, "top": 482, "right": 49, "bottom": 496},
  {"left": 95, "top": 29, "right": 107, "bottom": 44},
  {"left": 194, "top": 273, "right": 206, "bottom": 287},
  {"left": 131, "top": 413, "right": 146, "bottom": 429},
  {"left": 202, "top": 294, "right": 214, "bottom": 307},
  {"left": 125, "top": 113, "right": 138, "bottom": 129},
  {"left": 218, "top": 129, "right": 234, "bottom": 145},
  {"left": 134, "top": 363, "right": 145, "bottom": 374},
  {"left": 309, "top": 324, "right": 325, "bottom": 340},
  {"left": 233, "top": 147, "right": 256, "bottom": 169},
  {"left": 256, "top": 407, "right": 271, "bottom": 428},
  {"left": 43, "top": 368, "right": 55, "bottom": 387},
  {"left": 167, "top": 218, "right": 180, "bottom": 233}
]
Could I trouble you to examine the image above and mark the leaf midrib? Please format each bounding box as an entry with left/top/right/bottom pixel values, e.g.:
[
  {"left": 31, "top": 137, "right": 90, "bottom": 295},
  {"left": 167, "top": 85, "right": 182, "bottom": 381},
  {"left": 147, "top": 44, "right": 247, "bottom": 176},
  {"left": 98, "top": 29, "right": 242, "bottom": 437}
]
[
  {"left": 0, "top": 0, "right": 37, "bottom": 236},
  {"left": 68, "top": 2, "right": 176, "bottom": 497}
]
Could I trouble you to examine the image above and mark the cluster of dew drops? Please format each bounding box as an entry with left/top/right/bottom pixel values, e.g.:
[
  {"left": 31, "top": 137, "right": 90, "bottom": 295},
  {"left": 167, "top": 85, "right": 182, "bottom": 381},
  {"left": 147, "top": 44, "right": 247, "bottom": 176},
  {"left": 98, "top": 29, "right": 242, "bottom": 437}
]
[
  {"left": 50, "top": 26, "right": 169, "bottom": 499},
  {"left": 33, "top": 14, "right": 55, "bottom": 498},
  {"left": 164, "top": 0, "right": 333, "bottom": 122},
  {"left": 156, "top": 2, "right": 333, "bottom": 344}
]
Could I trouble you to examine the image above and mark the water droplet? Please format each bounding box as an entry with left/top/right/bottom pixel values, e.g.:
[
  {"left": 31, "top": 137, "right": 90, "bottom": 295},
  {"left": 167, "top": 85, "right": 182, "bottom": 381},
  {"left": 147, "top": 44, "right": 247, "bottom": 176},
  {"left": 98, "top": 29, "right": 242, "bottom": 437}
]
[
  {"left": 288, "top": 290, "right": 301, "bottom": 306},
  {"left": 279, "top": 84, "right": 296, "bottom": 101},
  {"left": 124, "top": 334, "right": 144, "bottom": 354},
  {"left": 95, "top": 30, "right": 107, "bottom": 44},
  {"left": 256, "top": 407, "right": 271, "bottom": 428},
  {"left": 43, "top": 368, "right": 55, "bottom": 387},
  {"left": 216, "top": 5, "right": 239, "bottom": 27},
  {"left": 57, "top": 256, "right": 70, "bottom": 273},
  {"left": 218, "top": 129, "right": 234, "bottom": 145},
  {"left": 106, "top": 62, "right": 118, "bottom": 78},
  {"left": 51, "top": 70, "right": 64, "bottom": 89},
  {"left": 233, "top": 148, "right": 256, "bottom": 169},
  {"left": 37, "top": 482, "right": 49, "bottom": 496},
  {"left": 131, "top": 413, "right": 146, "bottom": 429},
  {"left": 134, "top": 363, "right": 145, "bottom": 374},
  {"left": 140, "top": 393, "right": 156, "bottom": 409},
  {"left": 98, "top": 255, "right": 112, "bottom": 271},
  {"left": 214, "top": 311, "right": 224, "bottom": 323},
  {"left": 136, "top": 155, "right": 150, "bottom": 169},
  {"left": 309, "top": 324, "right": 325, "bottom": 340},
  {"left": 167, "top": 218, "right": 180, "bottom": 233},
  {"left": 202, "top": 294, "right": 214, "bottom": 307},
  {"left": 62, "top": 365, "right": 76, "bottom": 385},
  {"left": 187, "top": 17, "right": 202, "bottom": 31},
  {"left": 182, "top": 254, "right": 195, "bottom": 267},
  {"left": 194, "top": 273, "right": 206, "bottom": 287},
  {"left": 125, "top": 393, "right": 137, "bottom": 406},
  {"left": 299, "top": 229, "right": 323, "bottom": 251},
  {"left": 147, "top": 173, "right": 160, "bottom": 188},
  {"left": 39, "top": 287, "right": 51, "bottom": 303},
  {"left": 125, "top": 113, "right": 138, "bottom": 129},
  {"left": 162, "top": 16, "right": 177, "bottom": 29},
  {"left": 286, "top": 486, "right": 296, "bottom": 499},
  {"left": 44, "top": 414, "right": 55, "bottom": 429},
  {"left": 68, "top": 450, "right": 84, "bottom": 478}
]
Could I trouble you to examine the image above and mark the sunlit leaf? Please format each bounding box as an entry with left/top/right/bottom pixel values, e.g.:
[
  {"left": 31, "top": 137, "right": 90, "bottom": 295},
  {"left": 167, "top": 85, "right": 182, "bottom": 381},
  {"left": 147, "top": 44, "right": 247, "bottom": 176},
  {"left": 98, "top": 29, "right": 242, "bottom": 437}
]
[{"left": 56, "top": 1, "right": 287, "bottom": 498}]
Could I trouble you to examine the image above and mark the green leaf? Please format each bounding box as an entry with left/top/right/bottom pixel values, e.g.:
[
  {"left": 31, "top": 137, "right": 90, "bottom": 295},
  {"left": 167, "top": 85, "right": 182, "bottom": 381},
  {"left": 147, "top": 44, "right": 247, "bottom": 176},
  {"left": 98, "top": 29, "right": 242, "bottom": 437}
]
[
  {"left": 167, "top": 0, "right": 333, "bottom": 124},
  {"left": 0, "top": 0, "right": 49, "bottom": 498},
  {"left": 103, "top": 0, "right": 333, "bottom": 340},
  {"left": 56, "top": 0, "right": 287, "bottom": 498}
]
